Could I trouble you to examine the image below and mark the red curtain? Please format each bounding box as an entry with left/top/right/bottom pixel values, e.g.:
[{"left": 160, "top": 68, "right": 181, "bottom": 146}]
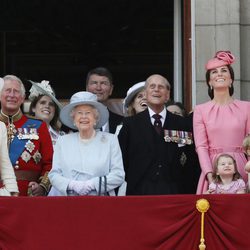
[{"left": 0, "top": 194, "right": 249, "bottom": 250}]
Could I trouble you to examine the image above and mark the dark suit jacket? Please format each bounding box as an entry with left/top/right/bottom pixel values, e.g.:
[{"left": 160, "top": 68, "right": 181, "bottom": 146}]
[
  {"left": 108, "top": 110, "right": 123, "bottom": 134},
  {"left": 118, "top": 108, "right": 195, "bottom": 195}
]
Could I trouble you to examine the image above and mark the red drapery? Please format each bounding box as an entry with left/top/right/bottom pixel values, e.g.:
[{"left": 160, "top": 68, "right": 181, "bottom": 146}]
[{"left": 0, "top": 194, "right": 249, "bottom": 250}]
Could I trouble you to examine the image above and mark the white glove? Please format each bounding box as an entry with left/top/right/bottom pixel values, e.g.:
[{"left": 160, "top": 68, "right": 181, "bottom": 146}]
[{"left": 68, "top": 180, "right": 94, "bottom": 195}]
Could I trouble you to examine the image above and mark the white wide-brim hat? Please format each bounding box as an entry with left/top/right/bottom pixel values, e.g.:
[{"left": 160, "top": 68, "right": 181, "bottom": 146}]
[
  {"left": 123, "top": 81, "right": 145, "bottom": 110},
  {"left": 28, "top": 80, "right": 63, "bottom": 110},
  {"left": 60, "top": 91, "right": 109, "bottom": 130}
]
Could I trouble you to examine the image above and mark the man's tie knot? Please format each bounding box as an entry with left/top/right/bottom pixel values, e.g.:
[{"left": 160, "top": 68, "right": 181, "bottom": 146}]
[
  {"left": 152, "top": 114, "right": 163, "bottom": 135},
  {"left": 153, "top": 113, "right": 162, "bottom": 121}
]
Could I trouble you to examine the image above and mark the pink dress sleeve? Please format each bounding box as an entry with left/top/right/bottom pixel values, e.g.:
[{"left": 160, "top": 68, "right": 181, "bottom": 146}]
[
  {"left": 193, "top": 105, "right": 213, "bottom": 175},
  {"left": 237, "top": 179, "right": 246, "bottom": 191}
]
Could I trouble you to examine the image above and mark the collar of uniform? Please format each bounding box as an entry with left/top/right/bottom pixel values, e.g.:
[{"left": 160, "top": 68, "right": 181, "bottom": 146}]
[{"left": 0, "top": 109, "right": 23, "bottom": 124}]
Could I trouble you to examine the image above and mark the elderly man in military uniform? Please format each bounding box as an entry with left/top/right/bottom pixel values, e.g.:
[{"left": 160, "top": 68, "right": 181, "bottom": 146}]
[
  {"left": 0, "top": 75, "right": 53, "bottom": 196},
  {"left": 118, "top": 74, "right": 194, "bottom": 195}
]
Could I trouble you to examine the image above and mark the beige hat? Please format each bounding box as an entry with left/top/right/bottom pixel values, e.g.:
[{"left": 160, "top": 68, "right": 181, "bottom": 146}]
[{"left": 28, "top": 80, "right": 63, "bottom": 110}]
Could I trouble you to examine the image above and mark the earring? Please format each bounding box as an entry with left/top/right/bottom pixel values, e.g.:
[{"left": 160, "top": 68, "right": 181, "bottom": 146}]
[{"left": 210, "top": 85, "right": 213, "bottom": 90}]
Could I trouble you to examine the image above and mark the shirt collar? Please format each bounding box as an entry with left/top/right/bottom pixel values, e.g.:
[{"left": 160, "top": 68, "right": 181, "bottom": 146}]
[{"left": 148, "top": 107, "right": 166, "bottom": 120}]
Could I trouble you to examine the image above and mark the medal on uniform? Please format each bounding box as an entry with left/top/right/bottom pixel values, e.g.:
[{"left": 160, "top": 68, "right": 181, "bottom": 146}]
[
  {"left": 25, "top": 140, "right": 35, "bottom": 153},
  {"left": 21, "top": 150, "right": 31, "bottom": 163},
  {"left": 33, "top": 150, "right": 42, "bottom": 164},
  {"left": 17, "top": 128, "right": 24, "bottom": 139},
  {"left": 30, "top": 128, "right": 39, "bottom": 140},
  {"left": 164, "top": 129, "right": 193, "bottom": 145},
  {"left": 164, "top": 130, "right": 171, "bottom": 142}
]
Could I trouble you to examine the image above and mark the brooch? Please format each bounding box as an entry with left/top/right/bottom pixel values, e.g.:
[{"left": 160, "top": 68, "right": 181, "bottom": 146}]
[{"left": 180, "top": 152, "right": 187, "bottom": 166}]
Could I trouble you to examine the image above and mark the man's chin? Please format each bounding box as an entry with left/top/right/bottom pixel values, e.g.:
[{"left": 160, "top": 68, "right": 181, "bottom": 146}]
[{"left": 4, "top": 106, "right": 19, "bottom": 114}]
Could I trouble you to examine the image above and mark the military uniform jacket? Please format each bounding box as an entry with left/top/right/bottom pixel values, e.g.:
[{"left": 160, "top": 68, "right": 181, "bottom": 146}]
[
  {"left": 118, "top": 108, "right": 192, "bottom": 195},
  {"left": 1, "top": 114, "right": 53, "bottom": 196}
]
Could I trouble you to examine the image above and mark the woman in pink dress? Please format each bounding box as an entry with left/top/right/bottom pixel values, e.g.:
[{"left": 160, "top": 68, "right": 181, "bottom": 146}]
[{"left": 193, "top": 51, "right": 250, "bottom": 194}]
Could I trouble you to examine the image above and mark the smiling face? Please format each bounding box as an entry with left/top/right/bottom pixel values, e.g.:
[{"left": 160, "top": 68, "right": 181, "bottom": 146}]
[
  {"left": 72, "top": 104, "right": 98, "bottom": 133},
  {"left": 145, "top": 74, "right": 170, "bottom": 113},
  {"left": 86, "top": 74, "right": 113, "bottom": 103},
  {"left": 131, "top": 89, "right": 147, "bottom": 114},
  {"left": 216, "top": 156, "right": 236, "bottom": 178},
  {"left": 209, "top": 66, "right": 233, "bottom": 90},
  {"left": 32, "top": 95, "right": 56, "bottom": 125}
]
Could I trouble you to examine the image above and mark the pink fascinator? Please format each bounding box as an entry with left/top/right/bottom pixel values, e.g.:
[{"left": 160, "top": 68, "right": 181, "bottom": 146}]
[{"left": 205, "top": 51, "right": 235, "bottom": 70}]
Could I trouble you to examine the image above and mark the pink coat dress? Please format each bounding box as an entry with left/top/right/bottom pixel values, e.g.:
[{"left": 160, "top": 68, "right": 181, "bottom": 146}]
[{"left": 193, "top": 99, "right": 250, "bottom": 194}]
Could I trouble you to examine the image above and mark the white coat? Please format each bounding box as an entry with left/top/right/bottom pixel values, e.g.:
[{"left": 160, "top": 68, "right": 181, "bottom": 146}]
[
  {"left": 0, "top": 121, "right": 19, "bottom": 195},
  {"left": 48, "top": 131, "right": 125, "bottom": 196}
]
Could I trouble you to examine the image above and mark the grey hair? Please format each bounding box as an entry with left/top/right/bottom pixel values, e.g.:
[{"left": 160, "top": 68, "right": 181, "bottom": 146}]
[
  {"left": 145, "top": 74, "right": 171, "bottom": 90},
  {"left": 3, "top": 75, "right": 26, "bottom": 97},
  {"left": 70, "top": 105, "right": 100, "bottom": 128}
]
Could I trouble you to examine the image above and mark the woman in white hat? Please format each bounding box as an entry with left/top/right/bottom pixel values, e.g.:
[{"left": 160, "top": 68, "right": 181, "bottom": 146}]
[
  {"left": 123, "top": 81, "right": 147, "bottom": 117},
  {"left": 28, "top": 80, "right": 65, "bottom": 147},
  {"left": 48, "top": 91, "right": 125, "bottom": 196},
  {"left": 115, "top": 81, "right": 147, "bottom": 136}
]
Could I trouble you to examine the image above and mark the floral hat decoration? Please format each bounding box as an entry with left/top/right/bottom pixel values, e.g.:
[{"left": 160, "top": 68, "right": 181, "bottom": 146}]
[
  {"left": 205, "top": 51, "right": 235, "bottom": 70},
  {"left": 28, "top": 80, "right": 63, "bottom": 109}
]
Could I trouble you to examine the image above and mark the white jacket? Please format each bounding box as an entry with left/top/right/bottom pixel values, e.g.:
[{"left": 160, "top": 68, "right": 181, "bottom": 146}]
[{"left": 0, "top": 122, "right": 19, "bottom": 196}]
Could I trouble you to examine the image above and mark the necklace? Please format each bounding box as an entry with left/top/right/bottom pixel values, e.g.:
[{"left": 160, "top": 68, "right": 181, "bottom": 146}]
[{"left": 79, "top": 130, "right": 96, "bottom": 143}]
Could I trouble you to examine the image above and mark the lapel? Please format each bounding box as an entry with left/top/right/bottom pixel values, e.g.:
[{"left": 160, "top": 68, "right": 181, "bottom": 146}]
[
  {"left": 137, "top": 109, "right": 158, "bottom": 150},
  {"left": 108, "top": 109, "right": 123, "bottom": 134}
]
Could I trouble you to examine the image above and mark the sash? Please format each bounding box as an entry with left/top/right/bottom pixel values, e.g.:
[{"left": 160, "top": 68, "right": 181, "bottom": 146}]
[{"left": 9, "top": 119, "right": 42, "bottom": 166}]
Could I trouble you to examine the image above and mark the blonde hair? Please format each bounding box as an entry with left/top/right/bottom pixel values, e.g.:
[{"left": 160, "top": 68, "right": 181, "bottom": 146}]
[
  {"left": 212, "top": 153, "right": 241, "bottom": 184},
  {"left": 242, "top": 134, "right": 250, "bottom": 152}
]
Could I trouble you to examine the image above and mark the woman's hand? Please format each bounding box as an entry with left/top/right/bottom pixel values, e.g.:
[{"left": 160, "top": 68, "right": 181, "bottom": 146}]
[
  {"left": 206, "top": 172, "right": 213, "bottom": 184},
  {"left": 68, "top": 180, "right": 94, "bottom": 195}
]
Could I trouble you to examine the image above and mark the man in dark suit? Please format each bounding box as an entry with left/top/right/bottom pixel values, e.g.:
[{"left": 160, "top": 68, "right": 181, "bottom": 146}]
[
  {"left": 118, "top": 74, "right": 193, "bottom": 195},
  {"left": 85, "top": 67, "right": 123, "bottom": 133}
]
